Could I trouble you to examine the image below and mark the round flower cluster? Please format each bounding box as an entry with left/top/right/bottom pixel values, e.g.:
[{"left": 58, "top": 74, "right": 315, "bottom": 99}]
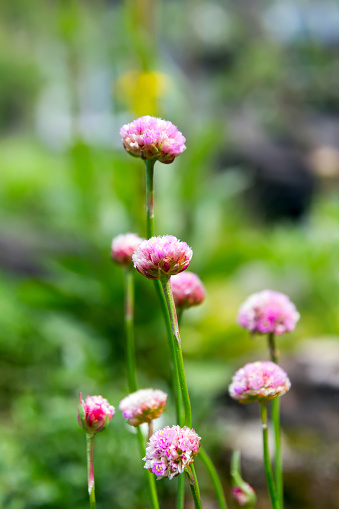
[
  {"left": 229, "top": 361, "right": 291, "bottom": 404},
  {"left": 132, "top": 235, "right": 193, "bottom": 280},
  {"left": 120, "top": 115, "right": 186, "bottom": 164},
  {"left": 78, "top": 394, "right": 115, "bottom": 434},
  {"left": 170, "top": 271, "right": 205, "bottom": 309},
  {"left": 111, "top": 233, "right": 143, "bottom": 267},
  {"left": 144, "top": 425, "right": 201, "bottom": 480},
  {"left": 119, "top": 388, "right": 167, "bottom": 426},
  {"left": 237, "top": 289, "right": 300, "bottom": 336}
]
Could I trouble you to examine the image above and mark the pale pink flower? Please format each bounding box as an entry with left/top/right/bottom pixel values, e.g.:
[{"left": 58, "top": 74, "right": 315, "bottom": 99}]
[
  {"left": 144, "top": 425, "right": 201, "bottom": 480},
  {"left": 119, "top": 388, "right": 167, "bottom": 426},
  {"left": 132, "top": 235, "right": 193, "bottom": 280},
  {"left": 237, "top": 290, "right": 300, "bottom": 336},
  {"left": 78, "top": 394, "right": 115, "bottom": 434},
  {"left": 120, "top": 115, "right": 186, "bottom": 164},
  {"left": 111, "top": 233, "right": 144, "bottom": 267},
  {"left": 231, "top": 484, "right": 256, "bottom": 508},
  {"left": 229, "top": 361, "right": 291, "bottom": 404},
  {"left": 171, "top": 271, "right": 205, "bottom": 309}
]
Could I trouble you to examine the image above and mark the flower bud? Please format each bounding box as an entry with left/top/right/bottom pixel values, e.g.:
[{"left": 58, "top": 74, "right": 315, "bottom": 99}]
[
  {"left": 78, "top": 394, "right": 115, "bottom": 435},
  {"left": 119, "top": 388, "right": 167, "bottom": 426},
  {"left": 171, "top": 271, "right": 205, "bottom": 309},
  {"left": 231, "top": 484, "right": 256, "bottom": 508},
  {"left": 229, "top": 361, "right": 291, "bottom": 404},
  {"left": 132, "top": 235, "right": 193, "bottom": 280},
  {"left": 111, "top": 233, "right": 143, "bottom": 267},
  {"left": 120, "top": 116, "right": 186, "bottom": 164},
  {"left": 237, "top": 290, "right": 299, "bottom": 336}
]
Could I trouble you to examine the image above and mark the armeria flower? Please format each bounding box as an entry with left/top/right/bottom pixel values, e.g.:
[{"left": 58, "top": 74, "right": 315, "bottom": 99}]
[
  {"left": 132, "top": 235, "right": 193, "bottom": 280},
  {"left": 111, "top": 233, "right": 143, "bottom": 267},
  {"left": 119, "top": 389, "right": 167, "bottom": 426},
  {"left": 171, "top": 271, "right": 205, "bottom": 309},
  {"left": 231, "top": 484, "right": 256, "bottom": 508},
  {"left": 120, "top": 115, "right": 186, "bottom": 164},
  {"left": 229, "top": 361, "right": 291, "bottom": 404},
  {"left": 237, "top": 290, "right": 300, "bottom": 336},
  {"left": 144, "top": 425, "right": 201, "bottom": 480},
  {"left": 78, "top": 394, "right": 115, "bottom": 434}
]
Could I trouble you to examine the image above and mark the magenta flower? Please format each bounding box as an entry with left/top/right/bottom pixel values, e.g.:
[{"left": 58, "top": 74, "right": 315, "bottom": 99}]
[
  {"left": 120, "top": 115, "right": 186, "bottom": 164},
  {"left": 237, "top": 290, "right": 300, "bottom": 336},
  {"left": 144, "top": 425, "right": 201, "bottom": 480},
  {"left": 119, "top": 388, "right": 167, "bottom": 426},
  {"left": 111, "top": 233, "right": 144, "bottom": 267},
  {"left": 171, "top": 271, "right": 205, "bottom": 309},
  {"left": 229, "top": 361, "right": 291, "bottom": 404},
  {"left": 132, "top": 235, "right": 193, "bottom": 280},
  {"left": 78, "top": 394, "right": 115, "bottom": 434},
  {"left": 231, "top": 484, "right": 256, "bottom": 508}
]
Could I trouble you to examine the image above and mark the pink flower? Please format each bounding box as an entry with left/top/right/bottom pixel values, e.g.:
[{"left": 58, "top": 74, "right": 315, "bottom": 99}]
[
  {"left": 132, "top": 235, "right": 193, "bottom": 280},
  {"left": 120, "top": 115, "right": 186, "bottom": 164},
  {"left": 237, "top": 290, "right": 300, "bottom": 336},
  {"left": 111, "top": 233, "right": 144, "bottom": 267},
  {"left": 78, "top": 394, "right": 115, "bottom": 434},
  {"left": 144, "top": 425, "right": 201, "bottom": 480},
  {"left": 229, "top": 361, "right": 291, "bottom": 404},
  {"left": 119, "top": 388, "right": 167, "bottom": 426},
  {"left": 170, "top": 271, "right": 205, "bottom": 309},
  {"left": 231, "top": 484, "right": 256, "bottom": 508}
]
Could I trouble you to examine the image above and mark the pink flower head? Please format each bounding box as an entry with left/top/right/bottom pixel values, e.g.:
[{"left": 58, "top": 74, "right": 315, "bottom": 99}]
[
  {"left": 120, "top": 115, "right": 186, "bottom": 164},
  {"left": 144, "top": 425, "right": 201, "bottom": 480},
  {"left": 231, "top": 484, "right": 256, "bottom": 508},
  {"left": 119, "top": 388, "right": 167, "bottom": 426},
  {"left": 170, "top": 271, "right": 205, "bottom": 309},
  {"left": 78, "top": 394, "right": 115, "bottom": 434},
  {"left": 229, "top": 361, "right": 291, "bottom": 404},
  {"left": 111, "top": 233, "right": 144, "bottom": 267},
  {"left": 237, "top": 290, "right": 300, "bottom": 336},
  {"left": 132, "top": 235, "right": 193, "bottom": 280}
]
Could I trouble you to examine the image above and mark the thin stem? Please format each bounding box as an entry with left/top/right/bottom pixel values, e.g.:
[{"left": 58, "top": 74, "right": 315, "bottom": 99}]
[
  {"left": 160, "top": 276, "right": 192, "bottom": 428},
  {"left": 177, "top": 474, "right": 185, "bottom": 509},
  {"left": 86, "top": 434, "right": 96, "bottom": 509},
  {"left": 137, "top": 427, "right": 160, "bottom": 509},
  {"left": 268, "top": 332, "right": 283, "bottom": 508},
  {"left": 185, "top": 467, "right": 203, "bottom": 509},
  {"left": 230, "top": 450, "right": 256, "bottom": 508},
  {"left": 148, "top": 420, "right": 153, "bottom": 440},
  {"left": 199, "top": 446, "right": 228, "bottom": 509},
  {"left": 145, "top": 158, "right": 155, "bottom": 238},
  {"left": 260, "top": 402, "right": 280, "bottom": 509},
  {"left": 124, "top": 267, "right": 137, "bottom": 392}
]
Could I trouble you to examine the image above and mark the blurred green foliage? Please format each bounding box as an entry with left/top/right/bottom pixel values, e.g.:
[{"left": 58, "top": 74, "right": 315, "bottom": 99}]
[{"left": 1, "top": 0, "right": 339, "bottom": 507}]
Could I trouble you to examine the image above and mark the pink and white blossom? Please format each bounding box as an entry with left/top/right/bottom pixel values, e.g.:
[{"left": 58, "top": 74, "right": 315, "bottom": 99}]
[
  {"left": 231, "top": 484, "right": 256, "bottom": 508},
  {"left": 132, "top": 235, "right": 193, "bottom": 280},
  {"left": 111, "top": 233, "right": 144, "bottom": 267},
  {"left": 119, "top": 388, "right": 167, "bottom": 426},
  {"left": 78, "top": 394, "right": 115, "bottom": 434},
  {"left": 237, "top": 290, "right": 299, "bottom": 336},
  {"left": 144, "top": 425, "right": 201, "bottom": 480},
  {"left": 229, "top": 361, "right": 291, "bottom": 404},
  {"left": 120, "top": 116, "right": 186, "bottom": 164},
  {"left": 171, "top": 271, "right": 205, "bottom": 309}
]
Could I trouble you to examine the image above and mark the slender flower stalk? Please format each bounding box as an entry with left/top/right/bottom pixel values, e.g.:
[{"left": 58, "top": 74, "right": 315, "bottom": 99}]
[
  {"left": 230, "top": 450, "right": 256, "bottom": 508},
  {"left": 185, "top": 466, "right": 203, "bottom": 509},
  {"left": 124, "top": 267, "right": 137, "bottom": 392},
  {"left": 86, "top": 434, "right": 96, "bottom": 509},
  {"left": 199, "top": 447, "right": 228, "bottom": 509},
  {"left": 268, "top": 332, "right": 283, "bottom": 508},
  {"left": 260, "top": 402, "right": 280, "bottom": 509}
]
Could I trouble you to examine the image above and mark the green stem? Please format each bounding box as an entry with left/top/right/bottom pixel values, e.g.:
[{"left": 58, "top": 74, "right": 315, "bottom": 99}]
[
  {"left": 268, "top": 332, "right": 283, "bottom": 508},
  {"left": 124, "top": 267, "right": 137, "bottom": 392},
  {"left": 137, "top": 427, "right": 160, "bottom": 509},
  {"left": 86, "top": 434, "right": 96, "bottom": 509},
  {"left": 260, "top": 402, "right": 280, "bottom": 509},
  {"left": 230, "top": 450, "right": 256, "bottom": 508},
  {"left": 160, "top": 276, "right": 192, "bottom": 428},
  {"left": 199, "top": 446, "right": 228, "bottom": 509},
  {"left": 145, "top": 158, "right": 155, "bottom": 238},
  {"left": 185, "top": 467, "right": 203, "bottom": 509},
  {"left": 177, "top": 474, "right": 185, "bottom": 509}
]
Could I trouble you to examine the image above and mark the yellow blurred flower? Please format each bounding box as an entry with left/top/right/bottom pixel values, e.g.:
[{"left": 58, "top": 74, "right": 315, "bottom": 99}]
[{"left": 115, "top": 70, "right": 171, "bottom": 116}]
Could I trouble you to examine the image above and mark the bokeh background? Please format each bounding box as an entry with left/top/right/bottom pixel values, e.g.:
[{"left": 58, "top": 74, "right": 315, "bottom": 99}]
[{"left": 1, "top": 0, "right": 339, "bottom": 507}]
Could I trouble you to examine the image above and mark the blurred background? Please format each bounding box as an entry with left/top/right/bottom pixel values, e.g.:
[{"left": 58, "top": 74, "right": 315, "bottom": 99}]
[{"left": 1, "top": 0, "right": 339, "bottom": 507}]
